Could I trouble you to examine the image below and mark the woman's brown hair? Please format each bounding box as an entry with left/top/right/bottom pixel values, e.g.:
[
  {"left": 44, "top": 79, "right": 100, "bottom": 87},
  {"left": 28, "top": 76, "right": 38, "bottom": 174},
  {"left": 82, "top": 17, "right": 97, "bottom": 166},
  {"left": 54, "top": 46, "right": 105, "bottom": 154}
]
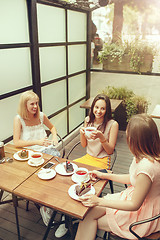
[{"left": 126, "top": 114, "right": 160, "bottom": 161}]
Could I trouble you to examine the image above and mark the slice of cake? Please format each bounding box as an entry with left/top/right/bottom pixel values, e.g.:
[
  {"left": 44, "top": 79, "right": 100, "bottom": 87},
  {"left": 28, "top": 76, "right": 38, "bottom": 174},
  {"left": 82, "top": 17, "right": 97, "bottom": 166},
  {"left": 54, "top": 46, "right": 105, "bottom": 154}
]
[
  {"left": 18, "top": 150, "right": 28, "bottom": 159},
  {"left": 75, "top": 182, "right": 91, "bottom": 196},
  {"left": 65, "top": 161, "right": 73, "bottom": 173}
]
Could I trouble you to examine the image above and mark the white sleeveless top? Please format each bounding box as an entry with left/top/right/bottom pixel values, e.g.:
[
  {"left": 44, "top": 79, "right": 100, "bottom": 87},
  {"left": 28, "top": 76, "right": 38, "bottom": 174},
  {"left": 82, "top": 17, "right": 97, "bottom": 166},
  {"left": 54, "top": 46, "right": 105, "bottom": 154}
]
[{"left": 17, "top": 112, "right": 47, "bottom": 151}]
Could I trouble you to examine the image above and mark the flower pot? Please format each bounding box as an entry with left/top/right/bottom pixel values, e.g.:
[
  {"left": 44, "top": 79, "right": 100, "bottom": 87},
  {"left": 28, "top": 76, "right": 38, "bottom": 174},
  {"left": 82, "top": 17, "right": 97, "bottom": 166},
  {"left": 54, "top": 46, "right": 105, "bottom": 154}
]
[
  {"left": 139, "top": 54, "right": 153, "bottom": 73},
  {"left": 102, "top": 54, "right": 153, "bottom": 73}
]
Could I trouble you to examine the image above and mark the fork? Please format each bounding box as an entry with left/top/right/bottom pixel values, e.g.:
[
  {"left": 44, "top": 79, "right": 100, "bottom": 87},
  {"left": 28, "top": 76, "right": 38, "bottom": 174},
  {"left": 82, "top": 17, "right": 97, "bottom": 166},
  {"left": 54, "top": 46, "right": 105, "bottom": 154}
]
[{"left": 90, "top": 178, "right": 100, "bottom": 186}]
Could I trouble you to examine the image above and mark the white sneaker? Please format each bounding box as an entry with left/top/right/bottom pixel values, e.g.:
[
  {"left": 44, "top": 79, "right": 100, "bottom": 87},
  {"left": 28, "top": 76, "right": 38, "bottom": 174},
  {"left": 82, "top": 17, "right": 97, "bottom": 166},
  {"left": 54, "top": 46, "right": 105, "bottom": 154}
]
[
  {"left": 55, "top": 215, "right": 68, "bottom": 238},
  {"left": 40, "top": 206, "right": 54, "bottom": 226}
]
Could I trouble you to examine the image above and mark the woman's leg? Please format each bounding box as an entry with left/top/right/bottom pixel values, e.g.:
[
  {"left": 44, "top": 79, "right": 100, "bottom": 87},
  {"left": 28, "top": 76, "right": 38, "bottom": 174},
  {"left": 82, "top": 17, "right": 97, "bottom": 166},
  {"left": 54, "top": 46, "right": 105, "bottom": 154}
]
[{"left": 75, "top": 206, "right": 111, "bottom": 240}]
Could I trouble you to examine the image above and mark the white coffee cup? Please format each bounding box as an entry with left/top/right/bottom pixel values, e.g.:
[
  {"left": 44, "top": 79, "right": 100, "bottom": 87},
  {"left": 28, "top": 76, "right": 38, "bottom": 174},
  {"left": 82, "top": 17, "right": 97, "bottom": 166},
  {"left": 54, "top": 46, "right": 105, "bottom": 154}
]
[
  {"left": 30, "top": 152, "right": 43, "bottom": 164},
  {"left": 75, "top": 167, "right": 89, "bottom": 183},
  {"left": 85, "top": 127, "right": 96, "bottom": 138}
]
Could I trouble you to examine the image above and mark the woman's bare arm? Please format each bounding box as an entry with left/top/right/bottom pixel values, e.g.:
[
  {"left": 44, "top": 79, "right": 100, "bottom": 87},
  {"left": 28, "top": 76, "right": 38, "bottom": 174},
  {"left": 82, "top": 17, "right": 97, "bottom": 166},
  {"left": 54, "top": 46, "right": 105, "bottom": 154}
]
[
  {"left": 99, "top": 121, "right": 119, "bottom": 155},
  {"left": 80, "top": 173, "right": 152, "bottom": 211},
  {"left": 43, "top": 114, "right": 58, "bottom": 145}
]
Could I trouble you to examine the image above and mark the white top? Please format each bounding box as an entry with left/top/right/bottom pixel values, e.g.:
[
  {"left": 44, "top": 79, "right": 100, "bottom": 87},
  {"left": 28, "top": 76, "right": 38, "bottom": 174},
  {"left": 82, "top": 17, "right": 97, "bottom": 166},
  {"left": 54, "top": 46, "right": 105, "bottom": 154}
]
[{"left": 17, "top": 112, "right": 47, "bottom": 151}]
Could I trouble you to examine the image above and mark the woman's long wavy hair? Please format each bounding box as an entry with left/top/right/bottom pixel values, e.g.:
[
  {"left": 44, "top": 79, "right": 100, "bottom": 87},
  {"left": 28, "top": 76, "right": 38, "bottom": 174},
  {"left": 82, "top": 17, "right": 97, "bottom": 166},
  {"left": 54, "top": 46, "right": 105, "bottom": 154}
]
[
  {"left": 88, "top": 94, "right": 112, "bottom": 132},
  {"left": 126, "top": 114, "right": 160, "bottom": 161},
  {"left": 18, "top": 91, "right": 40, "bottom": 120}
]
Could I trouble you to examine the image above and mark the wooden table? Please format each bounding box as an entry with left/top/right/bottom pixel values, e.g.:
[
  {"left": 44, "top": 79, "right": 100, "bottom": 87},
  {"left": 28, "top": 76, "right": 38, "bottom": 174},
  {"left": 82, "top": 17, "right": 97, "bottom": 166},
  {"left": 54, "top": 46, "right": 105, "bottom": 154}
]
[
  {"left": 80, "top": 97, "right": 123, "bottom": 112},
  {"left": 1, "top": 144, "right": 52, "bottom": 193},
  {"left": 1, "top": 144, "right": 53, "bottom": 240},
  {"left": 13, "top": 158, "right": 107, "bottom": 240}
]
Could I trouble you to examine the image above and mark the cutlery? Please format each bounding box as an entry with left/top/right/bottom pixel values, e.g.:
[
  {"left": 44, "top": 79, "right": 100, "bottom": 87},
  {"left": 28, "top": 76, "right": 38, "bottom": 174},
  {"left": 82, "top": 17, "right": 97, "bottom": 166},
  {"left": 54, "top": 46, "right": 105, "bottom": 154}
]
[
  {"left": 38, "top": 169, "right": 51, "bottom": 174},
  {"left": 54, "top": 157, "right": 63, "bottom": 165},
  {"left": 90, "top": 178, "right": 100, "bottom": 186},
  {"left": 0, "top": 157, "right": 13, "bottom": 163}
]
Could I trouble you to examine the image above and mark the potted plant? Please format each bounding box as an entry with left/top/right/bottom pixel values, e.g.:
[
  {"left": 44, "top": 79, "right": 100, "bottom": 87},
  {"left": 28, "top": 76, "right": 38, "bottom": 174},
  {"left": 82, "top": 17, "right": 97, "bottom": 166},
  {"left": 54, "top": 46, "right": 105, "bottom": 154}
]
[
  {"left": 98, "top": 39, "right": 156, "bottom": 74},
  {"left": 101, "top": 86, "right": 150, "bottom": 130}
]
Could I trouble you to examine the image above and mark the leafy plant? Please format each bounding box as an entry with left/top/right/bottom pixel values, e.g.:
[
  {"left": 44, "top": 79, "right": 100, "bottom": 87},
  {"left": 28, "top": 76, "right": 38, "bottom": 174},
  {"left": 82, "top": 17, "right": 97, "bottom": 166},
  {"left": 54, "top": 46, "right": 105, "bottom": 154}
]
[
  {"left": 98, "top": 39, "right": 156, "bottom": 74},
  {"left": 101, "top": 86, "right": 149, "bottom": 122},
  {"left": 128, "top": 39, "right": 156, "bottom": 73}
]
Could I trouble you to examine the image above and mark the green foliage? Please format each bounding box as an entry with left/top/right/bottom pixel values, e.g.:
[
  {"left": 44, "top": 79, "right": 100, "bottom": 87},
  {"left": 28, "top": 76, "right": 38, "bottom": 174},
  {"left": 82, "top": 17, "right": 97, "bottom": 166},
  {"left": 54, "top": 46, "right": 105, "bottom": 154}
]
[
  {"left": 128, "top": 39, "right": 156, "bottom": 73},
  {"left": 98, "top": 39, "right": 156, "bottom": 74},
  {"left": 101, "top": 86, "right": 149, "bottom": 121},
  {"left": 101, "top": 86, "right": 133, "bottom": 103}
]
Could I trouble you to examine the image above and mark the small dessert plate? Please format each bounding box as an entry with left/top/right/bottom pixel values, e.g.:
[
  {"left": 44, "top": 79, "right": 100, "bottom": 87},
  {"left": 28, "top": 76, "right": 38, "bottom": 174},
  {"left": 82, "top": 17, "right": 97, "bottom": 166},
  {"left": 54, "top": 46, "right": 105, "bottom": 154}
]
[
  {"left": 68, "top": 184, "right": 95, "bottom": 201},
  {"left": 38, "top": 169, "right": 56, "bottom": 180},
  {"left": 55, "top": 162, "right": 78, "bottom": 176},
  {"left": 28, "top": 158, "right": 44, "bottom": 167},
  {"left": 14, "top": 150, "right": 33, "bottom": 161},
  {"left": 71, "top": 173, "right": 90, "bottom": 184}
]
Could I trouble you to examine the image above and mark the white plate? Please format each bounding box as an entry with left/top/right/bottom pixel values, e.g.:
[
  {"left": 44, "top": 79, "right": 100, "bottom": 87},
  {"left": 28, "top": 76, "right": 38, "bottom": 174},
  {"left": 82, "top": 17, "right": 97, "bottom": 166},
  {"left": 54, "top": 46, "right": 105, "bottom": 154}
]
[
  {"left": 14, "top": 150, "right": 33, "bottom": 161},
  {"left": 68, "top": 184, "right": 95, "bottom": 201},
  {"left": 55, "top": 162, "right": 78, "bottom": 176},
  {"left": 38, "top": 169, "right": 56, "bottom": 180},
  {"left": 28, "top": 158, "right": 44, "bottom": 167},
  {"left": 71, "top": 173, "right": 90, "bottom": 184}
]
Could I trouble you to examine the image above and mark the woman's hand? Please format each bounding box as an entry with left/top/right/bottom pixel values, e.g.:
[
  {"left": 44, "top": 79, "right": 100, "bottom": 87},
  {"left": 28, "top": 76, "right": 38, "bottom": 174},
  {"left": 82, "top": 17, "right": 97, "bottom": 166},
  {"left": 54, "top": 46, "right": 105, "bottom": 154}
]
[
  {"left": 80, "top": 127, "right": 85, "bottom": 135},
  {"left": 38, "top": 137, "right": 52, "bottom": 146},
  {"left": 90, "top": 130, "right": 104, "bottom": 140},
  {"left": 52, "top": 136, "right": 58, "bottom": 146},
  {"left": 89, "top": 170, "right": 103, "bottom": 181},
  {"left": 79, "top": 194, "right": 100, "bottom": 207}
]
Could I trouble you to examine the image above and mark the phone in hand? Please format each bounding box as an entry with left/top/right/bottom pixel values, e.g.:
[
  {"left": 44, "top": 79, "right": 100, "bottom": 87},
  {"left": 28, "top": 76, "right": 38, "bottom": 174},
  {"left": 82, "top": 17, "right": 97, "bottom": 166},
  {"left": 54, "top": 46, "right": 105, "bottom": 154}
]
[
  {"left": 98, "top": 169, "right": 108, "bottom": 173},
  {"left": 41, "top": 162, "right": 55, "bottom": 169}
]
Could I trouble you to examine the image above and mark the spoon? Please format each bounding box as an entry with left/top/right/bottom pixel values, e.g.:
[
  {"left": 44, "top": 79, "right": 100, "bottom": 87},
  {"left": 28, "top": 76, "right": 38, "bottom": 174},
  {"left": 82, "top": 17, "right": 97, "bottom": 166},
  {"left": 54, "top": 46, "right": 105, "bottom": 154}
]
[{"left": 37, "top": 169, "right": 51, "bottom": 175}]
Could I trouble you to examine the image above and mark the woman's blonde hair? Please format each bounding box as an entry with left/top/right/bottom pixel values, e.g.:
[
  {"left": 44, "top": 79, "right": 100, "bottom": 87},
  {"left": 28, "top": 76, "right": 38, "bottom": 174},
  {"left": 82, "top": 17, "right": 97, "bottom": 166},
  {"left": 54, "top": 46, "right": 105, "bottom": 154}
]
[
  {"left": 18, "top": 91, "right": 40, "bottom": 120},
  {"left": 126, "top": 114, "right": 160, "bottom": 161}
]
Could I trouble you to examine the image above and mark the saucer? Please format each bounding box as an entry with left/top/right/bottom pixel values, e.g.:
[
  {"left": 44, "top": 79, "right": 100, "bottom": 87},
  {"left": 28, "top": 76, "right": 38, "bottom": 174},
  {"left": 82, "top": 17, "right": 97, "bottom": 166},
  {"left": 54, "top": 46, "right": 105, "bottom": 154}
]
[
  {"left": 68, "top": 184, "right": 95, "bottom": 201},
  {"left": 71, "top": 173, "right": 90, "bottom": 184},
  {"left": 38, "top": 169, "right": 56, "bottom": 180},
  {"left": 28, "top": 158, "right": 44, "bottom": 167},
  {"left": 14, "top": 150, "right": 33, "bottom": 161},
  {"left": 55, "top": 162, "right": 78, "bottom": 176}
]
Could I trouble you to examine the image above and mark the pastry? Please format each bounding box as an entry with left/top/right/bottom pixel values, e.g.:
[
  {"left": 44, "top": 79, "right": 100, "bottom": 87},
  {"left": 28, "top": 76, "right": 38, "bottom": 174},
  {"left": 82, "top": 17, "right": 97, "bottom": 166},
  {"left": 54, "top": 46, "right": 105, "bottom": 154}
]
[
  {"left": 18, "top": 150, "right": 28, "bottom": 159},
  {"left": 75, "top": 182, "right": 91, "bottom": 196},
  {"left": 65, "top": 161, "right": 74, "bottom": 173}
]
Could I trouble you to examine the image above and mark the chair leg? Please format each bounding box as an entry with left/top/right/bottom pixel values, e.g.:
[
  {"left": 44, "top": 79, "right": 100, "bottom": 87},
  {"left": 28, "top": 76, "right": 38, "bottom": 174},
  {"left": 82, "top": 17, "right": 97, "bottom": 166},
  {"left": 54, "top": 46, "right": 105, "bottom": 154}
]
[
  {"left": 103, "top": 231, "right": 107, "bottom": 239},
  {"left": 26, "top": 200, "right": 29, "bottom": 211},
  {"left": 0, "top": 190, "right": 4, "bottom": 201},
  {"left": 103, "top": 231, "right": 110, "bottom": 240},
  {"left": 109, "top": 180, "right": 114, "bottom": 194}
]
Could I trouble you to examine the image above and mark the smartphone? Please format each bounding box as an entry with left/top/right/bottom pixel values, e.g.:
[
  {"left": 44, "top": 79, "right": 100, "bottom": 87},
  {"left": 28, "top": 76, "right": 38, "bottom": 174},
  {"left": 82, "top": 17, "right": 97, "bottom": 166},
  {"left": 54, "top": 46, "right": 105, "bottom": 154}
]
[
  {"left": 41, "top": 162, "right": 55, "bottom": 169},
  {"left": 98, "top": 169, "right": 108, "bottom": 173}
]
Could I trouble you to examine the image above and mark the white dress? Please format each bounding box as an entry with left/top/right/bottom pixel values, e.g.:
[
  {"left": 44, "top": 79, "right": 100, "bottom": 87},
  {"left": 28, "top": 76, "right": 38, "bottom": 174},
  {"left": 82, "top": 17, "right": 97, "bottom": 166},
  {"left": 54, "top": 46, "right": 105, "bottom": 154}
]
[{"left": 17, "top": 112, "right": 60, "bottom": 156}]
